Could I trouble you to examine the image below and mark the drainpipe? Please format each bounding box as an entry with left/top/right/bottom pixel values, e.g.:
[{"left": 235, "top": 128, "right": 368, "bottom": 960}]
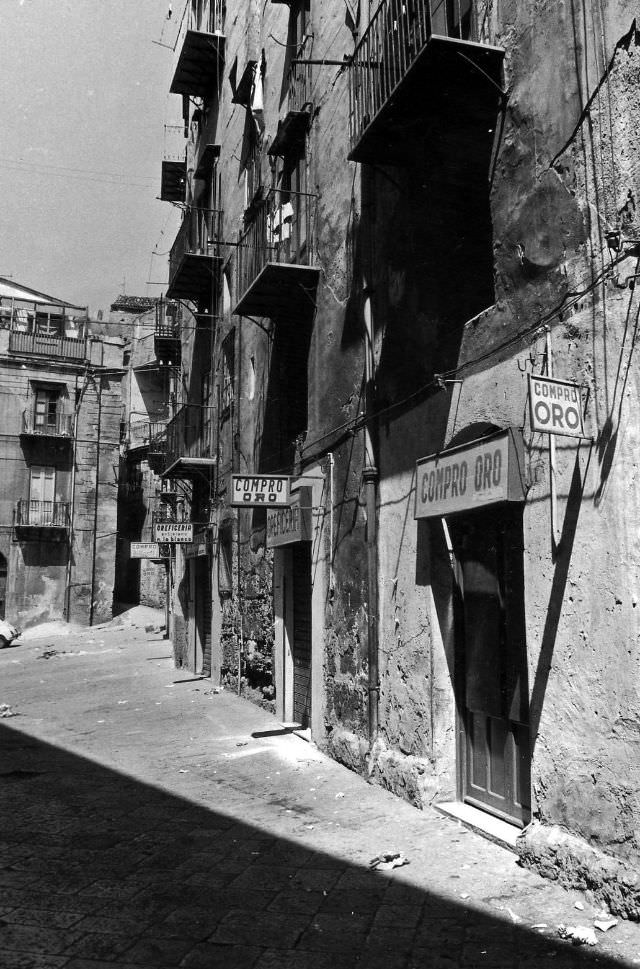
[
  {"left": 89, "top": 374, "right": 102, "bottom": 626},
  {"left": 363, "top": 280, "right": 379, "bottom": 745}
]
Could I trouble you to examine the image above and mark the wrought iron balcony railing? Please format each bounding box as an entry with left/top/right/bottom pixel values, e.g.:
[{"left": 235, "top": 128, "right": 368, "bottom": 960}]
[
  {"left": 167, "top": 206, "right": 223, "bottom": 303},
  {"left": 268, "top": 56, "right": 313, "bottom": 159},
  {"left": 154, "top": 298, "right": 182, "bottom": 364},
  {"left": 15, "top": 500, "right": 70, "bottom": 528},
  {"left": 235, "top": 188, "right": 320, "bottom": 318},
  {"left": 164, "top": 404, "right": 215, "bottom": 473},
  {"left": 170, "top": 0, "right": 226, "bottom": 98},
  {"left": 21, "top": 409, "right": 73, "bottom": 439},
  {"left": 348, "top": 0, "right": 503, "bottom": 164}
]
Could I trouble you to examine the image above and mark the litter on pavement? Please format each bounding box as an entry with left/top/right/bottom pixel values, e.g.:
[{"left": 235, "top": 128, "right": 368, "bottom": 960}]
[
  {"left": 369, "top": 851, "right": 410, "bottom": 871},
  {"left": 558, "top": 924, "right": 598, "bottom": 946},
  {"left": 0, "top": 703, "right": 17, "bottom": 718}
]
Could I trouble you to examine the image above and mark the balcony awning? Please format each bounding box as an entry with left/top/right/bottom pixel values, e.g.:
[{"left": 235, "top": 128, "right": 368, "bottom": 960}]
[
  {"left": 161, "top": 160, "right": 186, "bottom": 202},
  {"left": 162, "top": 457, "right": 217, "bottom": 480},
  {"left": 0, "top": 276, "right": 85, "bottom": 310},
  {"left": 166, "top": 253, "right": 221, "bottom": 302},
  {"left": 349, "top": 35, "right": 504, "bottom": 166},
  {"left": 194, "top": 143, "right": 221, "bottom": 180},
  {"left": 268, "top": 111, "right": 311, "bottom": 159},
  {"left": 234, "top": 263, "right": 320, "bottom": 319},
  {"left": 170, "top": 31, "right": 225, "bottom": 98}
]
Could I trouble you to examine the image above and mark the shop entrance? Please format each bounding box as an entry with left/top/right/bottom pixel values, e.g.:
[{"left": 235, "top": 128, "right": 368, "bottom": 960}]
[
  {"left": 449, "top": 507, "right": 531, "bottom": 826},
  {"left": 189, "top": 555, "right": 211, "bottom": 675},
  {"left": 291, "top": 543, "right": 312, "bottom": 727}
]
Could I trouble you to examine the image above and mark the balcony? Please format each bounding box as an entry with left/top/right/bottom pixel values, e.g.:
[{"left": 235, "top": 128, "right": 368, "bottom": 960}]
[
  {"left": 348, "top": 0, "right": 504, "bottom": 166},
  {"left": 234, "top": 189, "right": 320, "bottom": 319},
  {"left": 148, "top": 422, "right": 169, "bottom": 473},
  {"left": 9, "top": 329, "right": 87, "bottom": 362},
  {"left": 15, "top": 500, "right": 70, "bottom": 530},
  {"left": 170, "top": 0, "right": 225, "bottom": 98},
  {"left": 268, "top": 52, "right": 312, "bottom": 160},
  {"left": 162, "top": 404, "right": 216, "bottom": 480},
  {"left": 167, "top": 206, "right": 223, "bottom": 304},
  {"left": 21, "top": 409, "right": 73, "bottom": 440},
  {"left": 154, "top": 299, "right": 181, "bottom": 365}
]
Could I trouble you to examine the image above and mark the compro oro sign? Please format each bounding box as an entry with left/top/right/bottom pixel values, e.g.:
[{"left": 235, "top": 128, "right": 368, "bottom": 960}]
[
  {"left": 266, "top": 488, "right": 312, "bottom": 548},
  {"left": 152, "top": 522, "right": 194, "bottom": 544},
  {"left": 528, "top": 374, "right": 585, "bottom": 438},
  {"left": 415, "top": 429, "right": 526, "bottom": 519},
  {"left": 230, "top": 474, "right": 290, "bottom": 507},
  {"left": 130, "top": 542, "right": 164, "bottom": 559}
]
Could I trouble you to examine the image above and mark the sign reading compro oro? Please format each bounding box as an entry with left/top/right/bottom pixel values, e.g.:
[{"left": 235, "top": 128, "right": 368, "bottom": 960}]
[
  {"left": 266, "top": 488, "right": 312, "bottom": 548},
  {"left": 415, "top": 429, "right": 525, "bottom": 519},
  {"left": 153, "top": 522, "right": 194, "bottom": 543},
  {"left": 528, "top": 374, "right": 585, "bottom": 438},
  {"left": 230, "top": 474, "right": 290, "bottom": 507},
  {"left": 130, "top": 542, "right": 165, "bottom": 559}
]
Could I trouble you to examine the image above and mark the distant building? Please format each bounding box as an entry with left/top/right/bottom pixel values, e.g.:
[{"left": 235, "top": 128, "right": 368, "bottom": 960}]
[
  {"left": 114, "top": 294, "right": 178, "bottom": 615},
  {"left": 0, "top": 278, "right": 123, "bottom": 627}
]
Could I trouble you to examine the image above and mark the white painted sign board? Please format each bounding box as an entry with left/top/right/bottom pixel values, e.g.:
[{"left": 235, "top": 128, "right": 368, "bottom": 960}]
[
  {"left": 415, "top": 429, "right": 525, "bottom": 519},
  {"left": 230, "top": 474, "right": 290, "bottom": 507},
  {"left": 153, "top": 522, "right": 194, "bottom": 543},
  {"left": 130, "top": 542, "right": 162, "bottom": 559},
  {"left": 528, "top": 374, "right": 585, "bottom": 438}
]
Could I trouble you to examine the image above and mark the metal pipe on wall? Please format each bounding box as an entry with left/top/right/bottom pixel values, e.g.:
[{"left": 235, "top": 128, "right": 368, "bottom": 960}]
[{"left": 363, "top": 282, "right": 379, "bottom": 744}]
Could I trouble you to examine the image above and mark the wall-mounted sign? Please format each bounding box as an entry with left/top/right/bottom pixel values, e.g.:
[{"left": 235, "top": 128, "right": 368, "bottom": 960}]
[
  {"left": 528, "top": 374, "right": 585, "bottom": 438},
  {"left": 153, "top": 522, "right": 194, "bottom": 543},
  {"left": 230, "top": 474, "right": 290, "bottom": 507},
  {"left": 184, "top": 541, "right": 208, "bottom": 559},
  {"left": 415, "top": 429, "right": 525, "bottom": 519},
  {"left": 266, "top": 488, "right": 312, "bottom": 548},
  {"left": 130, "top": 542, "right": 165, "bottom": 559}
]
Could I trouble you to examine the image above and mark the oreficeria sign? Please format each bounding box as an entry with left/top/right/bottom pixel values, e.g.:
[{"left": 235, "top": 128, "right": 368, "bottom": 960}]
[{"left": 528, "top": 374, "right": 585, "bottom": 438}]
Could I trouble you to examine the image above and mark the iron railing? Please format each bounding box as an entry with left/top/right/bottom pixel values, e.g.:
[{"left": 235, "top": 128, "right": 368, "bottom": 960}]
[
  {"left": 237, "top": 188, "right": 318, "bottom": 301},
  {"left": 16, "top": 500, "right": 70, "bottom": 528},
  {"left": 350, "top": 0, "right": 475, "bottom": 151},
  {"left": 187, "top": 0, "right": 225, "bottom": 34},
  {"left": 168, "top": 206, "right": 223, "bottom": 284},
  {"left": 165, "top": 404, "right": 215, "bottom": 469},
  {"left": 9, "top": 330, "right": 87, "bottom": 361},
  {"left": 22, "top": 410, "right": 73, "bottom": 438},
  {"left": 155, "top": 299, "right": 181, "bottom": 340},
  {"left": 287, "top": 35, "right": 313, "bottom": 113},
  {"left": 148, "top": 422, "right": 169, "bottom": 457}
]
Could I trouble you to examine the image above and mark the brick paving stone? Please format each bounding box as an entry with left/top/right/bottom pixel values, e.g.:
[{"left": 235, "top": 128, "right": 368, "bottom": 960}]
[
  {"left": 210, "top": 910, "right": 311, "bottom": 949},
  {"left": 266, "top": 890, "right": 326, "bottom": 916},
  {"left": 71, "top": 915, "right": 156, "bottom": 936},
  {"left": 179, "top": 942, "right": 263, "bottom": 968},
  {"left": 355, "top": 949, "right": 410, "bottom": 969},
  {"left": 2, "top": 907, "right": 86, "bottom": 929},
  {"left": 297, "top": 913, "right": 372, "bottom": 952},
  {"left": 0, "top": 922, "right": 83, "bottom": 954},
  {"left": 1, "top": 955, "right": 69, "bottom": 969},
  {"left": 254, "top": 950, "right": 356, "bottom": 969},
  {"left": 62, "top": 931, "right": 140, "bottom": 961},
  {"left": 120, "top": 936, "right": 197, "bottom": 966},
  {"left": 372, "top": 903, "right": 424, "bottom": 928},
  {"left": 290, "top": 867, "right": 344, "bottom": 892}
]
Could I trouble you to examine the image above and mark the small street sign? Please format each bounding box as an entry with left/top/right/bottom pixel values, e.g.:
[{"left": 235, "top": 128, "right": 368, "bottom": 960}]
[
  {"left": 130, "top": 542, "right": 164, "bottom": 559},
  {"left": 153, "top": 522, "right": 194, "bottom": 543},
  {"left": 230, "top": 474, "right": 290, "bottom": 507},
  {"left": 528, "top": 374, "right": 585, "bottom": 438}
]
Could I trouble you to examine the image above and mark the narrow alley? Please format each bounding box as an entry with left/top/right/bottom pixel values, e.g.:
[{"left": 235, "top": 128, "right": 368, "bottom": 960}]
[{"left": 1, "top": 620, "right": 639, "bottom": 969}]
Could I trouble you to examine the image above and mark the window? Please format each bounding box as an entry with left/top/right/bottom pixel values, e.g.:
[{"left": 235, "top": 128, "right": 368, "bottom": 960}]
[
  {"left": 201, "top": 370, "right": 214, "bottom": 456},
  {"left": 30, "top": 466, "right": 55, "bottom": 503},
  {"left": 34, "top": 388, "right": 59, "bottom": 431}
]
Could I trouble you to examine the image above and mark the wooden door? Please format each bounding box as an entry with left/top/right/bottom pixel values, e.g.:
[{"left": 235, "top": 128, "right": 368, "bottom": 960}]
[
  {"left": 450, "top": 508, "right": 530, "bottom": 826},
  {"left": 0, "top": 555, "right": 7, "bottom": 620},
  {"left": 292, "top": 543, "right": 312, "bottom": 728}
]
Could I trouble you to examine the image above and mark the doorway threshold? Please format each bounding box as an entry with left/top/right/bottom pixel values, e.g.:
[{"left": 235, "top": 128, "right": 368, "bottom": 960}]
[
  {"left": 435, "top": 801, "right": 520, "bottom": 853},
  {"left": 279, "top": 722, "right": 312, "bottom": 743}
]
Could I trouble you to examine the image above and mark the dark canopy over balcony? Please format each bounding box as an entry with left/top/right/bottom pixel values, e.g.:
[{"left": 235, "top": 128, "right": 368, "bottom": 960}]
[
  {"left": 161, "top": 160, "right": 186, "bottom": 203},
  {"left": 170, "top": 30, "right": 225, "bottom": 98},
  {"left": 349, "top": 0, "right": 504, "bottom": 166}
]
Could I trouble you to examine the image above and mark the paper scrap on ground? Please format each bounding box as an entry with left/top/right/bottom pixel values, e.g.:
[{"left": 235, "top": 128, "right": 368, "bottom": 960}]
[
  {"left": 369, "top": 851, "right": 410, "bottom": 871},
  {"left": 558, "top": 924, "right": 598, "bottom": 946}
]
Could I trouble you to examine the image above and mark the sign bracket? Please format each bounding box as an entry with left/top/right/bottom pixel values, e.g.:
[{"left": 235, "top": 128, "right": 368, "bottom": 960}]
[{"left": 545, "top": 326, "right": 562, "bottom": 550}]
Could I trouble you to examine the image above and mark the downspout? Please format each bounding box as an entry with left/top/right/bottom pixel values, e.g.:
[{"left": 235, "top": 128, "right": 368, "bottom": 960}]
[
  {"left": 363, "top": 280, "right": 379, "bottom": 745},
  {"left": 89, "top": 373, "right": 102, "bottom": 626}
]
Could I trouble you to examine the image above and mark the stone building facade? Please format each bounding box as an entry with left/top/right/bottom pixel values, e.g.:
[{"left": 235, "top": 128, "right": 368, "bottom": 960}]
[
  {"left": 153, "top": 0, "right": 640, "bottom": 908},
  {"left": 0, "top": 278, "right": 123, "bottom": 628}
]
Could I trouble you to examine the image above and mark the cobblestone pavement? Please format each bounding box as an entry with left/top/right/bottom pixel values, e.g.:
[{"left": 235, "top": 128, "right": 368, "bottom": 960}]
[{"left": 1, "top": 622, "right": 640, "bottom": 969}]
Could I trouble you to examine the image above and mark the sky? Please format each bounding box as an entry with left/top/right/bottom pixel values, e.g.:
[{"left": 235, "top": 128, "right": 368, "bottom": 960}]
[{"left": 0, "top": 0, "right": 184, "bottom": 317}]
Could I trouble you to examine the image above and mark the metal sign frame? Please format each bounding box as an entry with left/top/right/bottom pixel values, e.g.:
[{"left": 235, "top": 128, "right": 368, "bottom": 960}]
[
  {"left": 230, "top": 474, "right": 291, "bottom": 507},
  {"left": 528, "top": 373, "right": 585, "bottom": 439}
]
